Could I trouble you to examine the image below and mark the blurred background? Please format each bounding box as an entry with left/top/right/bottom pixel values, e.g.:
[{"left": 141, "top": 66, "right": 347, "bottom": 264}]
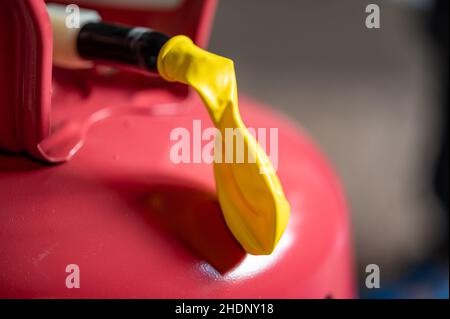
[{"left": 209, "top": 0, "right": 448, "bottom": 298}]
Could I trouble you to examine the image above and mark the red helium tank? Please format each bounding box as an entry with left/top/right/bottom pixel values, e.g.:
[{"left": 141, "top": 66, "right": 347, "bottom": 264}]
[{"left": 0, "top": 0, "right": 356, "bottom": 298}]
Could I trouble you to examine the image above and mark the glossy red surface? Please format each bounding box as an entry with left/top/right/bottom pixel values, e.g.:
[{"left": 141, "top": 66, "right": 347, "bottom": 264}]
[{"left": 0, "top": 94, "right": 355, "bottom": 298}]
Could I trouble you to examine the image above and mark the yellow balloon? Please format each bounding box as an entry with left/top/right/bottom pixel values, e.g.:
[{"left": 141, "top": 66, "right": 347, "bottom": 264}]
[{"left": 157, "top": 35, "right": 290, "bottom": 255}]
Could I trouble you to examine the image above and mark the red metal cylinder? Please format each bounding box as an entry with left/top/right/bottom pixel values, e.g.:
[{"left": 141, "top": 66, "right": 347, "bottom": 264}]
[{"left": 0, "top": 0, "right": 355, "bottom": 298}]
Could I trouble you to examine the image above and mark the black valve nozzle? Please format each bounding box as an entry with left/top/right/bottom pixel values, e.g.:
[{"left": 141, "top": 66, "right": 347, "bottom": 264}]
[{"left": 77, "top": 22, "right": 170, "bottom": 72}]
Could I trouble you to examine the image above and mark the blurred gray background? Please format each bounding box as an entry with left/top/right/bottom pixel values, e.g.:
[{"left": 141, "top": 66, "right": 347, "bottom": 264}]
[{"left": 209, "top": 0, "right": 447, "bottom": 281}]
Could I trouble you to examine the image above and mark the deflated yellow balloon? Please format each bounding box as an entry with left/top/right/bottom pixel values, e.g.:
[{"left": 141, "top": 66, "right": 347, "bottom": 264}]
[{"left": 157, "top": 35, "right": 290, "bottom": 255}]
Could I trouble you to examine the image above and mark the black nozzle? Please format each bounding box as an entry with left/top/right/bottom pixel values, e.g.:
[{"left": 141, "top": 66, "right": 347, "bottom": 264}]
[{"left": 77, "top": 22, "right": 170, "bottom": 72}]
